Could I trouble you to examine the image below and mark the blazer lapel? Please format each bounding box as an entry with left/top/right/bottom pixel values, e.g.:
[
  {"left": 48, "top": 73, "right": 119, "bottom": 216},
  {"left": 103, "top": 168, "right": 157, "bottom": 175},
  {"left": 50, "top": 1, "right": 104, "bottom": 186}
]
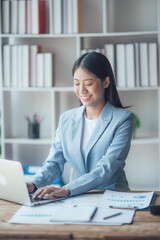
[
  {"left": 84, "top": 102, "right": 114, "bottom": 164},
  {"left": 71, "top": 105, "right": 86, "bottom": 174}
]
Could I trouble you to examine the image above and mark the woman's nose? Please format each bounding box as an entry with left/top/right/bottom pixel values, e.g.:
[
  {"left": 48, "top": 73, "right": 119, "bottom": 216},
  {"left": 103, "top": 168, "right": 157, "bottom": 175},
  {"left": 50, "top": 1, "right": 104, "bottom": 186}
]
[{"left": 79, "top": 84, "right": 87, "bottom": 94}]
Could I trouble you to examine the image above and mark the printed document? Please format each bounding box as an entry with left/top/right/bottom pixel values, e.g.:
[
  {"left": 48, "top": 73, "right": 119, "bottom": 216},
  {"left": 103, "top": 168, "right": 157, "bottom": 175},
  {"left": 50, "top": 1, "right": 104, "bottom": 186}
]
[{"left": 100, "top": 190, "right": 154, "bottom": 209}]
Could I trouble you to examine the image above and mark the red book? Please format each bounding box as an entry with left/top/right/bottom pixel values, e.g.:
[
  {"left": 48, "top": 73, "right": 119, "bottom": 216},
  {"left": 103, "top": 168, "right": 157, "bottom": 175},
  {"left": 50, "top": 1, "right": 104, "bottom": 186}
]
[
  {"left": 31, "top": 0, "right": 46, "bottom": 34},
  {"left": 38, "top": 0, "right": 46, "bottom": 34}
]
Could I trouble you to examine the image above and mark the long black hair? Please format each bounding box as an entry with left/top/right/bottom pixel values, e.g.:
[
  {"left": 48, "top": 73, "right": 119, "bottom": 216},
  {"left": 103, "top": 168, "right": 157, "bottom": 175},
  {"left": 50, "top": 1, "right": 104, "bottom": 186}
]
[{"left": 72, "top": 52, "right": 124, "bottom": 108}]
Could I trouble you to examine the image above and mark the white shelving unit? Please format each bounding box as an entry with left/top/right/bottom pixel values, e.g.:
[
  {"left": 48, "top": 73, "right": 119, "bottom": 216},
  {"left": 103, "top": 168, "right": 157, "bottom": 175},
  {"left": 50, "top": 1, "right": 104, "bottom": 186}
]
[{"left": 0, "top": 0, "right": 160, "bottom": 190}]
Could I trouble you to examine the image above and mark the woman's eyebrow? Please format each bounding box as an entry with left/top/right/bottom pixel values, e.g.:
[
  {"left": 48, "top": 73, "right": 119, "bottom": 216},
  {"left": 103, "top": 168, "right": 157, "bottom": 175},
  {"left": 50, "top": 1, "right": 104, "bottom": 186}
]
[{"left": 74, "top": 78, "right": 94, "bottom": 81}]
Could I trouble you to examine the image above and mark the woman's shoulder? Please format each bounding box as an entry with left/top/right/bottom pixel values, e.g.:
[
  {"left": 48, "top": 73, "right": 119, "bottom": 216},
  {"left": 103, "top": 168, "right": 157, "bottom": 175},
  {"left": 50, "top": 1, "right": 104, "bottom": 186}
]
[
  {"left": 60, "top": 105, "right": 84, "bottom": 121},
  {"left": 106, "top": 102, "right": 134, "bottom": 120}
]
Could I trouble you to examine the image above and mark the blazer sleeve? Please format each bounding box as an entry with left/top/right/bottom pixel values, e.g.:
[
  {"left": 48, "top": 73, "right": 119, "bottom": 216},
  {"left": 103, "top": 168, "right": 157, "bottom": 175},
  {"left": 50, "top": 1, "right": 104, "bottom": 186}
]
[
  {"left": 30, "top": 123, "right": 66, "bottom": 188},
  {"left": 64, "top": 112, "right": 134, "bottom": 196}
]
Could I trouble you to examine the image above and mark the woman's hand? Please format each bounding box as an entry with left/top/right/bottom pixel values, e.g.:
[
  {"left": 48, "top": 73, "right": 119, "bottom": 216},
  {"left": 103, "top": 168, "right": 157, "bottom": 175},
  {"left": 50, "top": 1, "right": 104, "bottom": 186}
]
[
  {"left": 33, "top": 186, "right": 70, "bottom": 200},
  {"left": 26, "top": 182, "right": 36, "bottom": 193}
]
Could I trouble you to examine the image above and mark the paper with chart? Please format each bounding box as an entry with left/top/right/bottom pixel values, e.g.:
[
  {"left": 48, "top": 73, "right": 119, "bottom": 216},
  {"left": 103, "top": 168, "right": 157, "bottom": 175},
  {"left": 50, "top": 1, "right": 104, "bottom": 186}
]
[
  {"left": 9, "top": 193, "right": 135, "bottom": 225},
  {"left": 100, "top": 190, "right": 154, "bottom": 209}
]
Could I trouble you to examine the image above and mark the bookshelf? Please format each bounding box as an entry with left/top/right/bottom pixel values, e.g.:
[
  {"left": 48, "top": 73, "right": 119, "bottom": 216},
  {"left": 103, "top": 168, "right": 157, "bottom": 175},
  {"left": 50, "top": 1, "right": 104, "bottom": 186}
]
[{"left": 0, "top": 0, "right": 160, "bottom": 190}]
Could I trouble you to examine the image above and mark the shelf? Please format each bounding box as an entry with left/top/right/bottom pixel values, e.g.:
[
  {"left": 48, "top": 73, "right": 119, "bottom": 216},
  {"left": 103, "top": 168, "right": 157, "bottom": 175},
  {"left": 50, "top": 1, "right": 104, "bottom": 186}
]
[
  {"left": 2, "top": 87, "right": 74, "bottom": 92},
  {"left": 2, "top": 86, "right": 159, "bottom": 92},
  {"left": 4, "top": 138, "right": 52, "bottom": 145},
  {"left": 0, "top": 31, "right": 158, "bottom": 38}
]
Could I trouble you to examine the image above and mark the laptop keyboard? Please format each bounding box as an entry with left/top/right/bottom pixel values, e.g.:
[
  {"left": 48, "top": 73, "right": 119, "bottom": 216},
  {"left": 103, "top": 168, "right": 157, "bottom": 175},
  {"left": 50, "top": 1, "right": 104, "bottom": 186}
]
[{"left": 29, "top": 194, "right": 47, "bottom": 202}]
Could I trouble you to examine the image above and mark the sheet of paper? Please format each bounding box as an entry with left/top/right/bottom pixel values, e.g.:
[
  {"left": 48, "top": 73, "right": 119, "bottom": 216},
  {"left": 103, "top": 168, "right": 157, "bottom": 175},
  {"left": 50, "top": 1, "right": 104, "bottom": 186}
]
[
  {"left": 9, "top": 193, "right": 135, "bottom": 225},
  {"left": 100, "top": 190, "right": 154, "bottom": 209},
  {"left": 9, "top": 205, "right": 133, "bottom": 225}
]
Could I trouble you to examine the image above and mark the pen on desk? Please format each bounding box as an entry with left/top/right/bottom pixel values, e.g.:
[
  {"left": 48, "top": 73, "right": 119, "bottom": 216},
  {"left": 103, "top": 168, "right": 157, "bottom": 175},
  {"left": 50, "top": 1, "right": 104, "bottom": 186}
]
[
  {"left": 109, "top": 206, "right": 138, "bottom": 210},
  {"left": 103, "top": 212, "right": 122, "bottom": 220},
  {"left": 90, "top": 207, "right": 98, "bottom": 221}
]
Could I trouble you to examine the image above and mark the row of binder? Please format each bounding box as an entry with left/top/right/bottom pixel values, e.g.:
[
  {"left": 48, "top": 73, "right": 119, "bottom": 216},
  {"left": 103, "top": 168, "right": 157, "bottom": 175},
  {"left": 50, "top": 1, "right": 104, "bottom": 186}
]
[
  {"left": 3, "top": 44, "right": 53, "bottom": 88},
  {"left": 81, "top": 42, "right": 159, "bottom": 88},
  {"left": 1, "top": 0, "right": 80, "bottom": 35}
]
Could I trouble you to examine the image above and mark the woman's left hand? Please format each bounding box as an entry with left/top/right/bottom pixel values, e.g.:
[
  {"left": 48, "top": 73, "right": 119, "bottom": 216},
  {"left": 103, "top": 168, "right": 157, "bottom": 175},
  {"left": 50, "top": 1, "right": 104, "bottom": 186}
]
[{"left": 33, "top": 186, "right": 70, "bottom": 200}]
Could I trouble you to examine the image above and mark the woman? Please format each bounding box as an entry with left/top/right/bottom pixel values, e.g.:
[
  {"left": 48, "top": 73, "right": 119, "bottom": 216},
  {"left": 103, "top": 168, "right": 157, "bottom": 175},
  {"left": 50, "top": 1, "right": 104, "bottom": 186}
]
[{"left": 27, "top": 52, "right": 134, "bottom": 199}]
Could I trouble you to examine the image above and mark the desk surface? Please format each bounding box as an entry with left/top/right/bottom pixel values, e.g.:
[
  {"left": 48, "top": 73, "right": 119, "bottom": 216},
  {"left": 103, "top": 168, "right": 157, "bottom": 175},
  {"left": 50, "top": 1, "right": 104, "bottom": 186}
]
[{"left": 0, "top": 191, "right": 160, "bottom": 240}]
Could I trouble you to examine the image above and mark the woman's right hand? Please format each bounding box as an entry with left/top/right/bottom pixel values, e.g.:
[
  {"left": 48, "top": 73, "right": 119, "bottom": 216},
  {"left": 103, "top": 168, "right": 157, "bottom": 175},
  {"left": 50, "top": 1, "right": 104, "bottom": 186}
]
[{"left": 26, "top": 182, "right": 36, "bottom": 193}]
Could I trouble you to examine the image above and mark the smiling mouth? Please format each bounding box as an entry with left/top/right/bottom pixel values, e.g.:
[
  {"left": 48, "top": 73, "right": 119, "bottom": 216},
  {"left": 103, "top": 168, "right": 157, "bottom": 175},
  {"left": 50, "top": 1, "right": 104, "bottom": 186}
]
[{"left": 81, "top": 96, "right": 92, "bottom": 101}]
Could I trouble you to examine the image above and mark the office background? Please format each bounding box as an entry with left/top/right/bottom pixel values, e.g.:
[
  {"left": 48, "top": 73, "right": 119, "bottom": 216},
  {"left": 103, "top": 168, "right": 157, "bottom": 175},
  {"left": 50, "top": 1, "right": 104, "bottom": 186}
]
[{"left": 0, "top": 0, "right": 159, "bottom": 190}]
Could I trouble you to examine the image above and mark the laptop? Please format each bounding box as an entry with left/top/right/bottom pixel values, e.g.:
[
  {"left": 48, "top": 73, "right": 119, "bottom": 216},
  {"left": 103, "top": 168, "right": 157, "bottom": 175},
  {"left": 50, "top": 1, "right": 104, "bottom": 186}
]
[{"left": 0, "top": 159, "right": 65, "bottom": 206}]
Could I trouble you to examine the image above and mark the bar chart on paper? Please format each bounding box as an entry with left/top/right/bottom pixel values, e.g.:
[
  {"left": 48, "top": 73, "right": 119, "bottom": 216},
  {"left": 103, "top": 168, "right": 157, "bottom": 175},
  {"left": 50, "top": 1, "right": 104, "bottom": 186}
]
[{"left": 100, "top": 190, "right": 154, "bottom": 209}]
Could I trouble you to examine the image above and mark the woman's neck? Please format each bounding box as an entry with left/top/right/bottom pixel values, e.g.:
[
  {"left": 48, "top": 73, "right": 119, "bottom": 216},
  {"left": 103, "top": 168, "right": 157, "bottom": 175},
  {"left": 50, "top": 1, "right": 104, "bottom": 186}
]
[{"left": 85, "top": 102, "right": 106, "bottom": 120}]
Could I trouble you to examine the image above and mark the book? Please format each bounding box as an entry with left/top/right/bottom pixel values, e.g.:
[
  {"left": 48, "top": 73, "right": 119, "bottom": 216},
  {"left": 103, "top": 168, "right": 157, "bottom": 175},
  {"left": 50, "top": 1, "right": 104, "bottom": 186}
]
[
  {"left": 148, "top": 42, "right": 158, "bottom": 87},
  {"left": 36, "top": 53, "right": 44, "bottom": 87},
  {"left": 2, "top": 0, "right": 10, "bottom": 33},
  {"left": 18, "top": 45, "right": 23, "bottom": 87},
  {"left": 18, "top": 0, "right": 26, "bottom": 34},
  {"left": 21, "top": 45, "right": 30, "bottom": 87},
  {"left": 134, "top": 43, "right": 140, "bottom": 87},
  {"left": 116, "top": 44, "right": 126, "bottom": 87},
  {"left": 30, "top": 45, "right": 41, "bottom": 87},
  {"left": 104, "top": 44, "right": 115, "bottom": 75},
  {"left": 49, "top": 0, "right": 53, "bottom": 34},
  {"left": 11, "top": 45, "right": 18, "bottom": 87},
  {"left": 3, "top": 45, "right": 11, "bottom": 87},
  {"left": 72, "top": 0, "right": 78, "bottom": 34},
  {"left": 44, "top": 53, "right": 53, "bottom": 87},
  {"left": 31, "top": 0, "right": 46, "bottom": 34},
  {"left": 125, "top": 43, "right": 136, "bottom": 87},
  {"left": 53, "top": 0, "right": 62, "bottom": 34},
  {"left": 139, "top": 43, "right": 149, "bottom": 87},
  {"left": 62, "top": 0, "right": 68, "bottom": 34},
  {"left": 26, "top": 0, "right": 32, "bottom": 34},
  {"left": 11, "top": 0, "right": 18, "bottom": 34},
  {"left": 67, "top": 0, "right": 73, "bottom": 34}
]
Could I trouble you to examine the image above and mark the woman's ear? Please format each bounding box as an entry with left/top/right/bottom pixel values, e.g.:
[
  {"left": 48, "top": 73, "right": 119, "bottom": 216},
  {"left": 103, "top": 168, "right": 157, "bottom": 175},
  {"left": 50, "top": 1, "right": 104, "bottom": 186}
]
[{"left": 103, "top": 77, "right": 110, "bottom": 88}]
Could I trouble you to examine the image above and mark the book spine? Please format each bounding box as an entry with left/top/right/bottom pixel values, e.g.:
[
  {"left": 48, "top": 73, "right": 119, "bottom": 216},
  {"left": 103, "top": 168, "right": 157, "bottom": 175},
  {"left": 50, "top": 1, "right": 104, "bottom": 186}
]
[
  {"left": 11, "top": 0, "right": 18, "bottom": 34},
  {"left": 18, "top": 0, "right": 26, "bottom": 34},
  {"left": 67, "top": 0, "right": 73, "bottom": 34},
  {"left": 11, "top": 45, "right": 18, "bottom": 87},
  {"left": 125, "top": 43, "right": 136, "bottom": 87},
  {"left": 44, "top": 53, "right": 53, "bottom": 87},
  {"left": 116, "top": 44, "right": 126, "bottom": 87},
  {"left": 134, "top": 43, "right": 140, "bottom": 87},
  {"left": 148, "top": 42, "right": 158, "bottom": 87},
  {"left": 2, "top": 0, "right": 10, "bottom": 33},
  {"left": 38, "top": 0, "right": 46, "bottom": 34},
  {"left": 62, "top": 0, "right": 68, "bottom": 34},
  {"left": 53, "top": 0, "right": 62, "bottom": 34},
  {"left": 18, "top": 45, "right": 23, "bottom": 87},
  {"left": 36, "top": 53, "right": 44, "bottom": 87},
  {"left": 139, "top": 43, "right": 149, "bottom": 87},
  {"left": 30, "top": 45, "right": 41, "bottom": 87},
  {"left": 26, "top": 0, "right": 32, "bottom": 34},
  {"left": 31, "top": 0, "right": 38, "bottom": 34},
  {"left": 104, "top": 44, "right": 115, "bottom": 75},
  {"left": 22, "top": 45, "right": 30, "bottom": 87},
  {"left": 49, "top": 0, "right": 53, "bottom": 34},
  {"left": 3, "top": 45, "right": 11, "bottom": 87},
  {"left": 72, "top": 0, "right": 78, "bottom": 34}
]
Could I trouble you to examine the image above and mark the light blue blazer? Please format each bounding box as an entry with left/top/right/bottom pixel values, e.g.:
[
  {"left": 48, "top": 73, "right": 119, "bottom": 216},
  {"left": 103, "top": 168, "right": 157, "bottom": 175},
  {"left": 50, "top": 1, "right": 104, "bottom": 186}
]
[{"left": 31, "top": 101, "right": 134, "bottom": 196}]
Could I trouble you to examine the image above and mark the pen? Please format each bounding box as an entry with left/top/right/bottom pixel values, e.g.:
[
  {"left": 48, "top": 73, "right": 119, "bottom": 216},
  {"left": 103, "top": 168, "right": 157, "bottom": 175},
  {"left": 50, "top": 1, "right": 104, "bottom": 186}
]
[
  {"left": 103, "top": 212, "right": 122, "bottom": 220},
  {"left": 109, "top": 206, "right": 138, "bottom": 210},
  {"left": 90, "top": 207, "right": 98, "bottom": 221}
]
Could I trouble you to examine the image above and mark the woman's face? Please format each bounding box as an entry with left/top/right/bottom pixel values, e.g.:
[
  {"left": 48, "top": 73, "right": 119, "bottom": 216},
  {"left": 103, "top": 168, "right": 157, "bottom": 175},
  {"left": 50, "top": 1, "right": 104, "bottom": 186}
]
[{"left": 74, "top": 67, "right": 109, "bottom": 108}]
